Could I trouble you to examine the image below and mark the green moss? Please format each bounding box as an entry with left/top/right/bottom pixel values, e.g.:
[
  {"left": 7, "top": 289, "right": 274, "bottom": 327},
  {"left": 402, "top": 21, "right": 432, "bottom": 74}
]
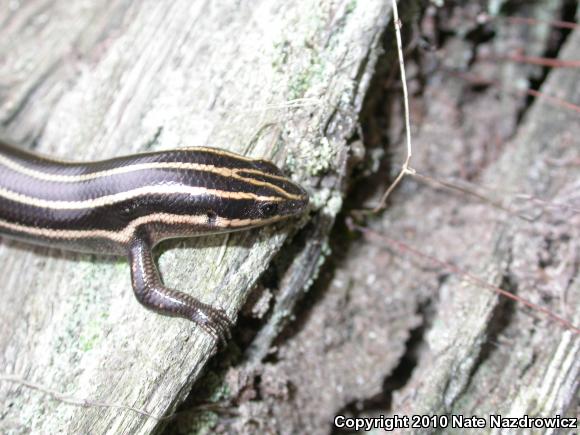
[
  {"left": 79, "top": 332, "right": 99, "bottom": 352},
  {"left": 185, "top": 411, "right": 220, "bottom": 435},
  {"left": 272, "top": 40, "right": 291, "bottom": 71},
  {"left": 324, "top": 192, "right": 343, "bottom": 217},
  {"left": 288, "top": 69, "right": 312, "bottom": 100},
  {"left": 173, "top": 371, "right": 233, "bottom": 434},
  {"left": 289, "top": 136, "right": 335, "bottom": 177},
  {"left": 114, "top": 259, "right": 126, "bottom": 271},
  {"left": 287, "top": 51, "right": 324, "bottom": 100},
  {"left": 346, "top": 0, "right": 357, "bottom": 14},
  {"left": 78, "top": 312, "right": 108, "bottom": 352},
  {"left": 199, "top": 371, "right": 230, "bottom": 403}
]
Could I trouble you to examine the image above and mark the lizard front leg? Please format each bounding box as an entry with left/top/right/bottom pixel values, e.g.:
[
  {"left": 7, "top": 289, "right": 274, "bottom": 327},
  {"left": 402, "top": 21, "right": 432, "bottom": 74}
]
[{"left": 128, "top": 237, "right": 232, "bottom": 344}]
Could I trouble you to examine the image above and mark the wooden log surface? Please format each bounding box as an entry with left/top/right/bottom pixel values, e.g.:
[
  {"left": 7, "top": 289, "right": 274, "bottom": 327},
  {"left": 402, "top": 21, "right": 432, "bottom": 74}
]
[
  {"left": 392, "top": 25, "right": 580, "bottom": 420},
  {"left": 0, "top": 1, "right": 392, "bottom": 433},
  {"left": 1, "top": 1, "right": 578, "bottom": 434},
  {"left": 180, "top": 5, "right": 578, "bottom": 433}
]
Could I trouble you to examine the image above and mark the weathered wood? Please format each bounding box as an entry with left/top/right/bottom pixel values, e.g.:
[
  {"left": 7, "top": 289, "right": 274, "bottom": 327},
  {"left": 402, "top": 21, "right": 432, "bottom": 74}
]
[
  {"left": 0, "top": 0, "right": 391, "bottom": 433},
  {"left": 168, "top": 4, "right": 579, "bottom": 433},
  {"left": 393, "top": 24, "right": 580, "bottom": 423}
]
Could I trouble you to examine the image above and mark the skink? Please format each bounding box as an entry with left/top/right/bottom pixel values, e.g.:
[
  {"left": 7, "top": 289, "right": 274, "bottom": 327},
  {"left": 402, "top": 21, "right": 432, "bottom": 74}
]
[{"left": 0, "top": 139, "right": 308, "bottom": 342}]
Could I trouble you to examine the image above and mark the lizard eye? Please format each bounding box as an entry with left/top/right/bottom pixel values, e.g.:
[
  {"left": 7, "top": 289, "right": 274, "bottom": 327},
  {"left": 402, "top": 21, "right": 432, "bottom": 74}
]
[{"left": 258, "top": 202, "right": 278, "bottom": 216}]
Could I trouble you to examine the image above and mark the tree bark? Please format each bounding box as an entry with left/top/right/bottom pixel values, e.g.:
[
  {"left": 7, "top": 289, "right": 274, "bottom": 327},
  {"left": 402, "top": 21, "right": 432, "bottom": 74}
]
[
  {"left": 2, "top": 1, "right": 578, "bottom": 434},
  {"left": 0, "top": 1, "right": 390, "bottom": 433},
  {"left": 161, "top": 3, "right": 578, "bottom": 434}
]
